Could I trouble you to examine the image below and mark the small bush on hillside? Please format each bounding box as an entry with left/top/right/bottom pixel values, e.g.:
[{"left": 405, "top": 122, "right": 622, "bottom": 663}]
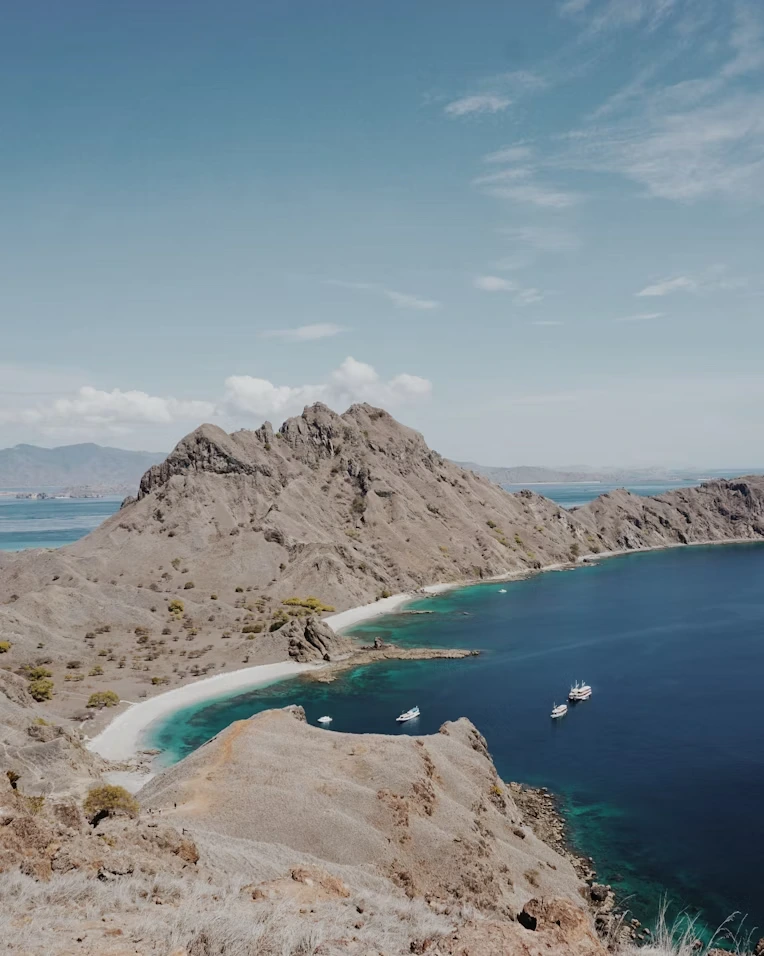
[
  {"left": 26, "top": 666, "right": 52, "bottom": 680},
  {"left": 88, "top": 665, "right": 103, "bottom": 677},
  {"left": 86, "top": 690, "right": 120, "bottom": 709},
  {"left": 168, "top": 599, "right": 184, "bottom": 616},
  {"left": 0, "top": 642, "right": 10, "bottom": 653},
  {"left": 83, "top": 784, "right": 138, "bottom": 823},
  {"left": 66, "top": 660, "right": 81, "bottom": 669},
  {"left": 486, "top": 520, "right": 498, "bottom": 529},
  {"left": 241, "top": 623, "right": 263, "bottom": 634},
  {"left": 28, "top": 678, "right": 54, "bottom": 701},
  {"left": 282, "top": 596, "right": 336, "bottom": 613},
  {"left": 151, "top": 676, "right": 169, "bottom": 685},
  {"left": 184, "top": 581, "right": 195, "bottom": 589}
]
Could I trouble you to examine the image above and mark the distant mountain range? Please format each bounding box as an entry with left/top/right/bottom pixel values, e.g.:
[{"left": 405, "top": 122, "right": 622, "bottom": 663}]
[{"left": 0, "top": 442, "right": 167, "bottom": 493}]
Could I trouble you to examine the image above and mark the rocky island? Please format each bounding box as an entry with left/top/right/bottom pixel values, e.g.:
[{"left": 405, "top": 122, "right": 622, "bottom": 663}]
[{"left": 2, "top": 402, "right": 764, "bottom": 954}]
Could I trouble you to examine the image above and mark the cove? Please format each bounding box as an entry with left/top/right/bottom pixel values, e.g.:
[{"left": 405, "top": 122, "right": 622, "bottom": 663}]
[{"left": 147, "top": 543, "right": 764, "bottom": 936}]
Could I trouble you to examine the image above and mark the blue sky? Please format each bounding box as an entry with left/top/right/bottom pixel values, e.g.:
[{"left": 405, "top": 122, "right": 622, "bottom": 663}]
[{"left": 2, "top": 0, "right": 763, "bottom": 466}]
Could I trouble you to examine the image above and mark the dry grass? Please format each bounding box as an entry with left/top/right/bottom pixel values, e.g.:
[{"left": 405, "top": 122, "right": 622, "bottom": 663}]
[
  {"left": 0, "top": 868, "right": 453, "bottom": 955},
  {"left": 618, "top": 900, "right": 756, "bottom": 956}
]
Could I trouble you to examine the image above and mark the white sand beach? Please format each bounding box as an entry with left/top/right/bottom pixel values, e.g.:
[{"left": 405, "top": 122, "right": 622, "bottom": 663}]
[{"left": 87, "top": 660, "right": 317, "bottom": 762}]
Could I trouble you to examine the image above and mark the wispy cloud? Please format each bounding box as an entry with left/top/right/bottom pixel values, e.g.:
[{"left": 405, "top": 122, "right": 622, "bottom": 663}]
[
  {"left": 636, "top": 266, "right": 747, "bottom": 297},
  {"left": 556, "top": 5, "right": 764, "bottom": 203},
  {"left": 444, "top": 94, "right": 511, "bottom": 117},
  {"left": 500, "top": 225, "right": 581, "bottom": 252},
  {"left": 614, "top": 311, "right": 665, "bottom": 321},
  {"left": 260, "top": 323, "right": 344, "bottom": 341},
  {"left": 473, "top": 275, "right": 545, "bottom": 305},
  {"left": 483, "top": 145, "right": 535, "bottom": 164},
  {"left": 558, "top": 0, "right": 593, "bottom": 15},
  {"left": 532, "top": 319, "right": 564, "bottom": 326},
  {"left": 637, "top": 277, "right": 697, "bottom": 297},
  {"left": 325, "top": 280, "right": 440, "bottom": 311},
  {"left": 485, "top": 182, "right": 582, "bottom": 208}
]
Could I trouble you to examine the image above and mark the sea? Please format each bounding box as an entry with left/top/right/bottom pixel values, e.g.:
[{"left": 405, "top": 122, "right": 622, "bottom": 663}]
[
  {"left": 0, "top": 494, "right": 123, "bottom": 551},
  {"left": 0, "top": 480, "right": 700, "bottom": 552},
  {"left": 148, "top": 544, "right": 764, "bottom": 939}
]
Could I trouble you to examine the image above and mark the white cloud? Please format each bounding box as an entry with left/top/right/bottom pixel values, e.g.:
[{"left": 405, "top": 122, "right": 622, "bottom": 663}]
[
  {"left": 383, "top": 290, "right": 440, "bottom": 311},
  {"left": 483, "top": 145, "right": 534, "bottom": 164},
  {"left": 559, "top": 0, "right": 592, "bottom": 15},
  {"left": 260, "top": 323, "right": 344, "bottom": 341},
  {"left": 636, "top": 277, "right": 697, "bottom": 296},
  {"left": 326, "top": 280, "right": 440, "bottom": 311},
  {"left": 224, "top": 357, "right": 431, "bottom": 420},
  {"left": 473, "top": 276, "right": 545, "bottom": 305},
  {"left": 485, "top": 182, "right": 582, "bottom": 208},
  {"left": 474, "top": 275, "right": 517, "bottom": 292},
  {"left": 614, "top": 311, "right": 665, "bottom": 321},
  {"left": 532, "top": 319, "right": 564, "bottom": 326},
  {"left": 444, "top": 94, "right": 511, "bottom": 117},
  {"left": 0, "top": 387, "right": 215, "bottom": 431}
]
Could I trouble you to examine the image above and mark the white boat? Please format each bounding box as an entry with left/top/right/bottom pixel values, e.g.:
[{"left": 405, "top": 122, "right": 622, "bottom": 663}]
[
  {"left": 396, "top": 705, "right": 420, "bottom": 722},
  {"left": 551, "top": 703, "right": 568, "bottom": 719},
  {"left": 317, "top": 716, "right": 333, "bottom": 724},
  {"left": 498, "top": 588, "right": 507, "bottom": 593},
  {"left": 568, "top": 681, "right": 592, "bottom": 702}
]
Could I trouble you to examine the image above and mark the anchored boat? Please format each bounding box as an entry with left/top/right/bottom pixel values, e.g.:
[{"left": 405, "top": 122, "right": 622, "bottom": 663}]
[
  {"left": 317, "top": 716, "right": 333, "bottom": 724},
  {"left": 551, "top": 703, "right": 568, "bottom": 719},
  {"left": 396, "top": 705, "right": 420, "bottom": 722},
  {"left": 568, "top": 681, "right": 592, "bottom": 702}
]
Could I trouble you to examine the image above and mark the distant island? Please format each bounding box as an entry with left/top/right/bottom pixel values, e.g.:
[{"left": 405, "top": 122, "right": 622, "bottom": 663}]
[
  {"left": 455, "top": 461, "right": 746, "bottom": 486},
  {"left": 0, "top": 442, "right": 166, "bottom": 494}
]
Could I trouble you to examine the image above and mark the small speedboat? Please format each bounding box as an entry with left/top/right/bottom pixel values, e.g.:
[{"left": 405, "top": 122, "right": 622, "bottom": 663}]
[
  {"left": 551, "top": 703, "right": 568, "bottom": 719},
  {"left": 317, "top": 716, "right": 333, "bottom": 724},
  {"left": 396, "top": 705, "right": 420, "bottom": 722},
  {"left": 568, "top": 681, "right": 592, "bottom": 702},
  {"left": 498, "top": 588, "right": 507, "bottom": 593}
]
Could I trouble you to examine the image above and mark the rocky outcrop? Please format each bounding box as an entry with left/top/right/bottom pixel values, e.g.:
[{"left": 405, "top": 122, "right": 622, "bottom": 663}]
[{"left": 282, "top": 616, "right": 353, "bottom": 662}]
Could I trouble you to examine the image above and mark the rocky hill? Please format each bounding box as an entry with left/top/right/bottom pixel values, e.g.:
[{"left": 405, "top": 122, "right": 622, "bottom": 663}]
[
  {"left": 0, "top": 403, "right": 763, "bottom": 731},
  {"left": 0, "top": 442, "right": 165, "bottom": 492},
  {"left": 2, "top": 705, "right": 613, "bottom": 955}
]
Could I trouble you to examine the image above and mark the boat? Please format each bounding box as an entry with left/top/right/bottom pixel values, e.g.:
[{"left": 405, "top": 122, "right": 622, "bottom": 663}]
[
  {"left": 568, "top": 681, "right": 592, "bottom": 702},
  {"left": 317, "top": 716, "right": 333, "bottom": 724},
  {"left": 396, "top": 705, "right": 420, "bottom": 722},
  {"left": 551, "top": 703, "right": 568, "bottom": 719},
  {"left": 498, "top": 588, "right": 507, "bottom": 593}
]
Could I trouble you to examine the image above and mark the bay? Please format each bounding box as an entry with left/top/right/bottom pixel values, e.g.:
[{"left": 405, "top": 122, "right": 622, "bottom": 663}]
[{"left": 149, "top": 544, "right": 764, "bottom": 937}]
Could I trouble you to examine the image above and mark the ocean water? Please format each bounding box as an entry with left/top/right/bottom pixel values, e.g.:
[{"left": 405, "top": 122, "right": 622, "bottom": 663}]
[
  {"left": 503, "top": 480, "right": 702, "bottom": 509},
  {"left": 0, "top": 495, "right": 123, "bottom": 550},
  {"left": 149, "top": 544, "right": 764, "bottom": 936},
  {"left": 0, "top": 482, "right": 700, "bottom": 551}
]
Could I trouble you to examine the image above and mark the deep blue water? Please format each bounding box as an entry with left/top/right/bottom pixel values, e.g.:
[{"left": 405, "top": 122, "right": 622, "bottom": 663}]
[
  {"left": 149, "top": 544, "right": 764, "bottom": 936},
  {"left": 0, "top": 495, "right": 122, "bottom": 550}
]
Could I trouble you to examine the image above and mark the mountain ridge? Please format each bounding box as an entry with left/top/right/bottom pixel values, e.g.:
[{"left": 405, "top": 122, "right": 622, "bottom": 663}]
[{"left": 0, "top": 442, "right": 166, "bottom": 492}]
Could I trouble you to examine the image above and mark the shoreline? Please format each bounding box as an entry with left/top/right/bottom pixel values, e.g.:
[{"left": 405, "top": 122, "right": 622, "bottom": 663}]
[
  {"left": 86, "top": 535, "right": 764, "bottom": 769},
  {"left": 86, "top": 660, "right": 319, "bottom": 762}
]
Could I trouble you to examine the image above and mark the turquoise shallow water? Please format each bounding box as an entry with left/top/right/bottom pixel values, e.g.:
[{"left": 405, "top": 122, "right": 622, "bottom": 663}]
[
  {"left": 0, "top": 495, "right": 122, "bottom": 550},
  {"left": 149, "top": 543, "right": 764, "bottom": 936}
]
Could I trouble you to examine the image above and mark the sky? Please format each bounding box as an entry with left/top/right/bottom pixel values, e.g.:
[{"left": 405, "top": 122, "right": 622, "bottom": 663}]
[{"left": 1, "top": 0, "right": 763, "bottom": 468}]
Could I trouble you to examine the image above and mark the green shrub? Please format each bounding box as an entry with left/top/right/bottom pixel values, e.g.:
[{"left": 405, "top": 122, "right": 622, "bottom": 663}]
[
  {"left": 86, "top": 690, "right": 120, "bottom": 709},
  {"left": 89, "top": 665, "right": 104, "bottom": 677},
  {"left": 241, "top": 623, "right": 264, "bottom": 634},
  {"left": 83, "top": 784, "right": 138, "bottom": 822},
  {"left": 168, "top": 599, "right": 184, "bottom": 615},
  {"left": 281, "top": 596, "right": 336, "bottom": 613},
  {"left": 28, "top": 678, "right": 54, "bottom": 701},
  {"left": 27, "top": 666, "right": 52, "bottom": 680},
  {"left": 183, "top": 581, "right": 195, "bottom": 590},
  {"left": 486, "top": 520, "right": 497, "bottom": 529},
  {"left": 235, "top": 586, "right": 244, "bottom": 593},
  {"left": 0, "top": 641, "right": 10, "bottom": 653},
  {"left": 380, "top": 589, "right": 392, "bottom": 599},
  {"left": 151, "top": 676, "right": 169, "bottom": 685}
]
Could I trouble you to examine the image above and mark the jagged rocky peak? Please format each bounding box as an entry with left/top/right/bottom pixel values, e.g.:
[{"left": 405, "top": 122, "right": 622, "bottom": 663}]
[{"left": 138, "top": 402, "right": 437, "bottom": 498}]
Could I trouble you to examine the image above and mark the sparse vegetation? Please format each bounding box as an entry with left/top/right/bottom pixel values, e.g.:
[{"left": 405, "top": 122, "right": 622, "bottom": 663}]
[
  {"left": 88, "top": 665, "right": 104, "bottom": 677},
  {"left": 83, "top": 784, "right": 139, "bottom": 823},
  {"left": 0, "top": 641, "right": 10, "bottom": 653},
  {"left": 241, "top": 623, "right": 264, "bottom": 634},
  {"left": 28, "top": 678, "right": 54, "bottom": 701},
  {"left": 184, "top": 581, "right": 195, "bottom": 589},
  {"left": 486, "top": 520, "right": 498, "bottom": 529},
  {"left": 86, "top": 690, "right": 120, "bottom": 709},
  {"left": 26, "top": 666, "right": 52, "bottom": 680},
  {"left": 282, "top": 596, "right": 336, "bottom": 613}
]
